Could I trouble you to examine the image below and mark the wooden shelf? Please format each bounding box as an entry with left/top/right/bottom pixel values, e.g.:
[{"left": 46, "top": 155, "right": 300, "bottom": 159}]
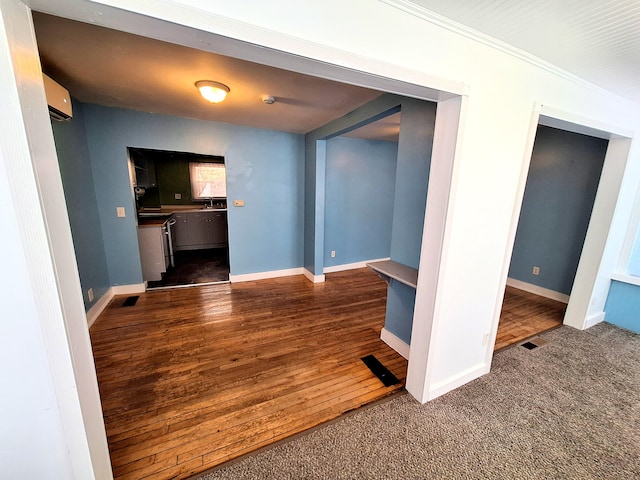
[{"left": 366, "top": 260, "right": 418, "bottom": 289}]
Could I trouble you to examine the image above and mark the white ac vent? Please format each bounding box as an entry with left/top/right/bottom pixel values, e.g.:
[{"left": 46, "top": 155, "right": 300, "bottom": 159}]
[{"left": 42, "top": 73, "right": 72, "bottom": 121}]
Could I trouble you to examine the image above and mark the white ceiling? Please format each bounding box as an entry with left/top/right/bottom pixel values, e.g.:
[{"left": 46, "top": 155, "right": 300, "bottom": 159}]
[
  {"left": 34, "top": 1, "right": 640, "bottom": 144},
  {"left": 33, "top": 13, "right": 400, "bottom": 141},
  {"left": 406, "top": 0, "right": 640, "bottom": 104}
]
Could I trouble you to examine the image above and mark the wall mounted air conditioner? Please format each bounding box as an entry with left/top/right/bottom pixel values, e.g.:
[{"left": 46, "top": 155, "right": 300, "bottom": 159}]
[{"left": 42, "top": 73, "right": 72, "bottom": 121}]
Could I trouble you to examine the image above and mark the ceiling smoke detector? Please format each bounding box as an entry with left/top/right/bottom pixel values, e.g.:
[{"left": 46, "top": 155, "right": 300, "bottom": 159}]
[{"left": 261, "top": 95, "right": 276, "bottom": 105}]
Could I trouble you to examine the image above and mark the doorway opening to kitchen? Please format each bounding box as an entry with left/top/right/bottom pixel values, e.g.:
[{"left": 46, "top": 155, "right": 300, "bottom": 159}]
[{"left": 131, "top": 147, "right": 230, "bottom": 288}]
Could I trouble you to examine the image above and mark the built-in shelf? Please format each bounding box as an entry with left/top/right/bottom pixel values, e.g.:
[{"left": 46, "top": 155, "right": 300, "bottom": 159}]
[{"left": 366, "top": 260, "right": 418, "bottom": 289}]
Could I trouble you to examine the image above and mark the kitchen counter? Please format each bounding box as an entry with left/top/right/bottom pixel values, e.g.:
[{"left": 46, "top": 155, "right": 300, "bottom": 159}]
[
  {"left": 138, "top": 205, "right": 227, "bottom": 218},
  {"left": 138, "top": 217, "right": 169, "bottom": 227}
]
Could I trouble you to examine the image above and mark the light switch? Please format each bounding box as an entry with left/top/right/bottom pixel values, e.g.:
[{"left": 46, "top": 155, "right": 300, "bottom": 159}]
[
  {"left": 233, "top": 199, "right": 245, "bottom": 207},
  {"left": 116, "top": 206, "right": 126, "bottom": 217}
]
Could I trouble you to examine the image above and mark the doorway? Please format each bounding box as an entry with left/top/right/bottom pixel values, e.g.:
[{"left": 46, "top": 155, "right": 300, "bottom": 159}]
[
  {"left": 131, "top": 147, "right": 230, "bottom": 288},
  {"left": 498, "top": 124, "right": 608, "bottom": 348}
]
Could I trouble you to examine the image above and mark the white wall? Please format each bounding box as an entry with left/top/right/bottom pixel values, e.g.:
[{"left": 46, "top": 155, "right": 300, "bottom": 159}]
[
  {"left": 1, "top": 0, "right": 111, "bottom": 477},
  {"left": 3, "top": 0, "right": 640, "bottom": 475}
]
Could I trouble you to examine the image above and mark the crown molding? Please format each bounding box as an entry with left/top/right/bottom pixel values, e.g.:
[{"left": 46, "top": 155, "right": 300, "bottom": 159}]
[{"left": 379, "top": 0, "right": 633, "bottom": 105}]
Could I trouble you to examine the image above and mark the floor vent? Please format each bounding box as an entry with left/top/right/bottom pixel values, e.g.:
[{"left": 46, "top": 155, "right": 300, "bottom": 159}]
[
  {"left": 520, "top": 337, "right": 548, "bottom": 350},
  {"left": 122, "top": 295, "right": 139, "bottom": 307},
  {"left": 361, "top": 355, "right": 400, "bottom": 387}
]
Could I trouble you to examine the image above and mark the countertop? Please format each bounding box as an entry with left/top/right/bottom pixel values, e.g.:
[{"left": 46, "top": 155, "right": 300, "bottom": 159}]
[
  {"left": 138, "top": 218, "right": 168, "bottom": 227},
  {"left": 137, "top": 205, "right": 227, "bottom": 227},
  {"left": 366, "top": 260, "right": 418, "bottom": 289}
]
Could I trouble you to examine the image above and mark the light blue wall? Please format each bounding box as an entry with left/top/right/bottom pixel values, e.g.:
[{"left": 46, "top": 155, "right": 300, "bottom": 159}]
[
  {"left": 389, "top": 99, "right": 436, "bottom": 269},
  {"left": 51, "top": 100, "right": 110, "bottom": 310},
  {"left": 604, "top": 281, "right": 640, "bottom": 333},
  {"left": 305, "top": 95, "right": 403, "bottom": 275},
  {"left": 81, "top": 103, "right": 304, "bottom": 285},
  {"left": 324, "top": 136, "right": 398, "bottom": 267},
  {"left": 509, "top": 126, "right": 607, "bottom": 295},
  {"left": 385, "top": 99, "right": 436, "bottom": 344},
  {"left": 385, "top": 282, "right": 416, "bottom": 343},
  {"left": 306, "top": 94, "right": 435, "bottom": 345}
]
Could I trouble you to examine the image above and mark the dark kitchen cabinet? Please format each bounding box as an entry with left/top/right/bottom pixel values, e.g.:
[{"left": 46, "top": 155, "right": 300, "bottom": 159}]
[
  {"left": 133, "top": 156, "right": 157, "bottom": 188},
  {"left": 172, "top": 211, "right": 228, "bottom": 250}
]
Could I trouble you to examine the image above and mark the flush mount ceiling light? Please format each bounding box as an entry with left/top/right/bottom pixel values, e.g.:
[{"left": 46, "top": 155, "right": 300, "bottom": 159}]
[{"left": 195, "top": 80, "right": 230, "bottom": 103}]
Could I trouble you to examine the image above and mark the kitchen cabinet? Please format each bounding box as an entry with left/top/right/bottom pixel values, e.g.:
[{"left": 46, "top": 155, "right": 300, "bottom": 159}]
[
  {"left": 172, "top": 211, "right": 228, "bottom": 250},
  {"left": 133, "top": 155, "right": 157, "bottom": 188}
]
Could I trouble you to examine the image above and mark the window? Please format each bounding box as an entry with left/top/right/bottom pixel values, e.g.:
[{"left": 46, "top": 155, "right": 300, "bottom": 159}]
[{"left": 189, "top": 162, "right": 226, "bottom": 200}]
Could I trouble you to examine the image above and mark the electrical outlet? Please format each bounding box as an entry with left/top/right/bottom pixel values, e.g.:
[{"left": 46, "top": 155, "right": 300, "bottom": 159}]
[
  {"left": 116, "top": 206, "right": 126, "bottom": 218},
  {"left": 88, "top": 288, "right": 94, "bottom": 302},
  {"left": 233, "top": 199, "right": 245, "bottom": 207},
  {"left": 174, "top": 193, "right": 182, "bottom": 200},
  {"left": 532, "top": 266, "right": 540, "bottom": 275},
  {"left": 331, "top": 250, "right": 336, "bottom": 258}
]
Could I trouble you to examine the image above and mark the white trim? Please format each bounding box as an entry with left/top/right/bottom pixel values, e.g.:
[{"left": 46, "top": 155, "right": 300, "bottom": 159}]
[
  {"left": 229, "top": 267, "right": 304, "bottom": 283},
  {"left": 86, "top": 288, "right": 114, "bottom": 328},
  {"left": 112, "top": 283, "right": 146, "bottom": 295},
  {"left": 426, "top": 362, "right": 490, "bottom": 401},
  {"left": 86, "top": 283, "right": 145, "bottom": 327},
  {"left": 380, "top": 328, "right": 410, "bottom": 360},
  {"left": 84, "top": 283, "right": 145, "bottom": 327},
  {"left": 303, "top": 268, "right": 325, "bottom": 283},
  {"left": 506, "top": 278, "right": 570, "bottom": 304},
  {"left": 584, "top": 311, "right": 605, "bottom": 329},
  {"left": 611, "top": 272, "right": 640, "bottom": 287},
  {"left": 323, "top": 257, "right": 390, "bottom": 274},
  {"left": 407, "top": 95, "right": 464, "bottom": 403}
]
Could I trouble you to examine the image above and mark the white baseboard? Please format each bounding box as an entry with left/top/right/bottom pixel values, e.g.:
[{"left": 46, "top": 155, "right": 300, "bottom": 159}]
[
  {"left": 584, "top": 311, "right": 605, "bottom": 329},
  {"left": 112, "top": 283, "right": 146, "bottom": 295},
  {"left": 229, "top": 267, "right": 304, "bottom": 283},
  {"left": 380, "top": 327, "right": 410, "bottom": 359},
  {"left": 323, "top": 257, "right": 390, "bottom": 274},
  {"left": 506, "top": 278, "right": 569, "bottom": 303},
  {"left": 303, "top": 268, "right": 325, "bottom": 283},
  {"left": 86, "top": 283, "right": 146, "bottom": 327},
  {"left": 86, "top": 288, "right": 114, "bottom": 328},
  {"left": 426, "top": 362, "right": 490, "bottom": 401}
]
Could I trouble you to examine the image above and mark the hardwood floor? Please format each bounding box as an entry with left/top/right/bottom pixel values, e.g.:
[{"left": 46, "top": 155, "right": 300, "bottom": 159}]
[
  {"left": 90, "top": 269, "right": 406, "bottom": 480},
  {"left": 90, "top": 271, "right": 566, "bottom": 479},
  {"left": 495, "top": 285, "right": 566, "bottom": 351}
]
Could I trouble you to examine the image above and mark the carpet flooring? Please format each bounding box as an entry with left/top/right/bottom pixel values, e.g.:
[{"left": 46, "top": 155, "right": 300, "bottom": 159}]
[{"left": 195, "top": 323, "right": 640, "bottom": 480}]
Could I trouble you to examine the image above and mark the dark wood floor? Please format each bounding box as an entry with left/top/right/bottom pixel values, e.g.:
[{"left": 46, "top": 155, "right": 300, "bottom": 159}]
[
  {"left": 495, "top": 285, "right": 566, "bottom": 351},
  {"left": 147, "top": 248, "right": 229, "bottom": 289},
  {"left": 90, "top": 269, "right": 406, "bottom": 480},
  {"left": 90, "top": 270, "right": 566, "bottom": 479}
]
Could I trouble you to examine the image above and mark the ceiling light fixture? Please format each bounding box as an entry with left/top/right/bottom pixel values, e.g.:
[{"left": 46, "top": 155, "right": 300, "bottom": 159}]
[{"left": 196, "top": 80, "right": 230, "bottom": 103}]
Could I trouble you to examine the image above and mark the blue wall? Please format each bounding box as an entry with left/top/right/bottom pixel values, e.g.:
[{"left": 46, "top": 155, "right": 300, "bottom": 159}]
[
  {"left": 604, "top": 281, "right": 640, "bottom": 333},
  {"left": 305, "top": 95, "right": 403, "bottom": 275},
  {"left": 324, "top": 136, "right": 398, "bottom": 267},
  {"left": 385, "top": 99, "right": 436, "bottom": 344},
  {"left": 509, "top": 126, "right": 607, "bottom": 295},
  {"left": 81, "top": 103, "right": 304, "bottom": 285},
  {"left": 306, "top": 94, "right": 435, "bottom": 345},
  {"left": 389, "top": 99, "right": 435, "bottom": 269},
  {"left": 51, "top": 100, "right": 110, "bottom": 310}
]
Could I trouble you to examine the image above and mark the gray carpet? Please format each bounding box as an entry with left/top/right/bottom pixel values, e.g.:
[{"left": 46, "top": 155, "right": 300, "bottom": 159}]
[{"left": 196, "top": 323, "right": 640, "bottom": 479}]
